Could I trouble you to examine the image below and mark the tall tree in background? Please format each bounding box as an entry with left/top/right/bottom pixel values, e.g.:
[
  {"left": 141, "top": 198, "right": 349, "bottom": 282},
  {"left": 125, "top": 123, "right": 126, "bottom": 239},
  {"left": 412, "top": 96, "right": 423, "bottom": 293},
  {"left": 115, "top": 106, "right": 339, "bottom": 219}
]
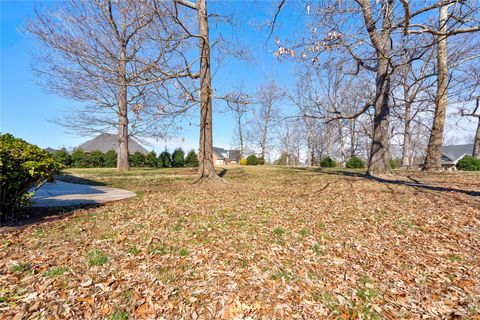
[
  {"left": 250, "top": 81, "right": 285, "bottom": 161},
  {"left": 222, "top": 86, "right": 252, "bottom": 159},
  {"left": 407, "top": 2, "right": 480, "bottom": 170},
  {"left": 26, "top": 0, "right": 192, "bottom": 171}
]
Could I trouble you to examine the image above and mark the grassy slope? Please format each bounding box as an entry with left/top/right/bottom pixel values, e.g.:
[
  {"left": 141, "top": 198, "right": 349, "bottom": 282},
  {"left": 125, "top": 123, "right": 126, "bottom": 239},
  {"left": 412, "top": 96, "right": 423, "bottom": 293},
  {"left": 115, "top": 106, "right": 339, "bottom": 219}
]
[{"left": 1, "top": 166, "right": 479, "bottom": 319}]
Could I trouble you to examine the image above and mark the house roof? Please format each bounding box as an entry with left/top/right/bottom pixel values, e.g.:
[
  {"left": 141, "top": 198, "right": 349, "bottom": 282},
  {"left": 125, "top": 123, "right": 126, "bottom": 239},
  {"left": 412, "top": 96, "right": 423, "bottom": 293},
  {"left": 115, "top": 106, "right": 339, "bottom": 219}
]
[
  {"left": 212, "top": 147, "right": 240, "bottom": 161},
  {"left": 78, "top": 133, "right": 149, "bottom": 155},
  {"left": 441, "top": 144, "right": 474, "bottom": 163}
]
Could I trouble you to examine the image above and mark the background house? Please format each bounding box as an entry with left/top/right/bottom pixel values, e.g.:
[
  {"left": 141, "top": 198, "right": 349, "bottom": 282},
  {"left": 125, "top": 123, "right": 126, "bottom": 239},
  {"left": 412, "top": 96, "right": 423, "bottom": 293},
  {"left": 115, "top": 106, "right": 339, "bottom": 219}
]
[
  {"left": 212, "top": 147, "right": 240, "bottom": 165},
  {"left": 77, "top": 133, "right": 148, "bottom": 154},
  {"left": 440, "top": 144, "right": 475, "bottom": 170}
]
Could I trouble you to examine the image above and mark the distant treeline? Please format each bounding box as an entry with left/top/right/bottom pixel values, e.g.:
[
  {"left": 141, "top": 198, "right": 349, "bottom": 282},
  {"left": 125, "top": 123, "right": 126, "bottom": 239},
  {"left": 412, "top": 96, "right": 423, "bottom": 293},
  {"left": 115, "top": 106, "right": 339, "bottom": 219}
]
[{"left": 50, "top": 148, "right": 198, "bottom": 168}]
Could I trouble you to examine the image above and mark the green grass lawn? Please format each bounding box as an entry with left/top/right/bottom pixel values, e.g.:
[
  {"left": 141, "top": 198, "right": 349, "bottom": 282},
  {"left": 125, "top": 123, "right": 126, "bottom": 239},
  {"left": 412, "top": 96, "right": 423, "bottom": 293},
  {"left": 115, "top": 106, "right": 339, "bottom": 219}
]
[{"left": 1, "top": 166, "right": 479, "bottom": 319}]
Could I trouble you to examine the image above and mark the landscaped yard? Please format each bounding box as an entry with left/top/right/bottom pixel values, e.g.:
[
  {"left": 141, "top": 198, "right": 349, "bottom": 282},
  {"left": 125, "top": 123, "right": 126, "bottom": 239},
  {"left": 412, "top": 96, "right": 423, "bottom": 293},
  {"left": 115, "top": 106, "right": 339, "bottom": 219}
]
[{"left": 1, "top": 166, "right": 479, "bottom": 319}]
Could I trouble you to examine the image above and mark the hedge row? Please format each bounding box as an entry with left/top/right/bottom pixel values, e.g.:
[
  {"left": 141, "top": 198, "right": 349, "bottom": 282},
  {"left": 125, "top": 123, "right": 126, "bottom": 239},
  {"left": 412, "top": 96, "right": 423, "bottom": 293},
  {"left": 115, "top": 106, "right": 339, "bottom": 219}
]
[{"left": 52, "top": 148, "right": 198, "bottom": 168}]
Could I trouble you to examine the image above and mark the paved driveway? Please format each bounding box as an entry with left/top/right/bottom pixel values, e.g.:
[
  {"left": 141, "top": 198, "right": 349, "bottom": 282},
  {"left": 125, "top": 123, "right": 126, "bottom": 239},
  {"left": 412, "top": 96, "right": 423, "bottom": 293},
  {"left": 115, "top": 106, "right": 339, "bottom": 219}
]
[{"left": 31, "top": 181, "right": 136, "bottom": 207}]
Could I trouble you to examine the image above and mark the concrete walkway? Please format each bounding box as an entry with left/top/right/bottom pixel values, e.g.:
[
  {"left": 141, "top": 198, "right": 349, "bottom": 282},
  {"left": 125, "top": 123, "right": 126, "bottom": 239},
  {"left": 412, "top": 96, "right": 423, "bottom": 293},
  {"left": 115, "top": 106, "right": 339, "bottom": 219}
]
[{"left": 31, "top": 181, "right": 136, "bottom": 207}]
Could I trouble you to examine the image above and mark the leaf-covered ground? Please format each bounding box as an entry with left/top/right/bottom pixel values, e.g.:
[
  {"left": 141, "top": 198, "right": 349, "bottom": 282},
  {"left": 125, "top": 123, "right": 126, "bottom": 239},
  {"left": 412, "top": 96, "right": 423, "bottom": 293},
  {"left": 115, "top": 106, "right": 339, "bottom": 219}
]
[{"left": 1, "top": 166, "right": 479, "bottom": 319}]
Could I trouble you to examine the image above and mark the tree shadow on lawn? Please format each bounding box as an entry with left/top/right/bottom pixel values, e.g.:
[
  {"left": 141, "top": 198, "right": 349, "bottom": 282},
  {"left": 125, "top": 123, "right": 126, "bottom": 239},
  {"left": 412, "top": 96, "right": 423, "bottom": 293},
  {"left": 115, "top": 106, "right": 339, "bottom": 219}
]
[
  {"left": 55, "top": 173, "right": 107, "bottom": 186},
  {"left": 287, "top": 167, "right": 480, "bottom": 197},
  {"left": 0, "top": 203, "right": 104, "bottom": 230}
]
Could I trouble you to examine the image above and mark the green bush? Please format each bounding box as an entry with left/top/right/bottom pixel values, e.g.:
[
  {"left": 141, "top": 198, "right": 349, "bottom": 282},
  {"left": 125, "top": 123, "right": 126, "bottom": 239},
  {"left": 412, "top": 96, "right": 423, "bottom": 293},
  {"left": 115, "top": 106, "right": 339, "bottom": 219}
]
[
  {"left": 71, "top": 148, "right": 89, "bottom": 168},
  {"left": 172, "top": 148, "right": 185, "bottom": 167},
  {"left": 145, "top": 151, "right": 158, "bottom": 168},
  {"left": 52, "top": 148, "right": 71, "bottom": 167},
  {"left": 129, "top": 151, "right": 146, "bottom": 167},
  {"left": 346, "top": 156, "right": 365, "bottom": 169},
  {"left": 158, "top": 150, "right": 172, "bottom": 168},
  {"left": 89, "top": 150, "right": 104, "bottom": 168},
  {"left": 103, "top": 150, "right": 117, "bottom": 168},
  {"left": 0, "top": 134, "right": 61, "bottom": 222},
  {"left": 257, "top": 157, "right": 265, "bottom": 165},
  {"left": 185, "top": 150, "right": 199, "bottom": 167},
  {"left": 457, "top": 155, "right": 480, "bottom": 171},
  {"left": 320, "top": 157, "right": 336, "bottom": 168},
  {"left": 389, "top": 159, "right": 398, "bottom": 169},
  {"left": 246, "top": 154, "right": 258, "bottom": 165}
]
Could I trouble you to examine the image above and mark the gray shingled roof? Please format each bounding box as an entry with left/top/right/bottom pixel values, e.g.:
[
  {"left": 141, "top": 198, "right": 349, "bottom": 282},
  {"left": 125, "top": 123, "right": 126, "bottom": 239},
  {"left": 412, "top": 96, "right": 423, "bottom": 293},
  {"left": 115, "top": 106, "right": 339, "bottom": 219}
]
[
  {"left": 212, "top": 147, "right": 240, "bottom": 161},
  {"left": 441, "top": 144, "right": 474, "bottom": 163},
  {"left": 78, "top": 133, "right": 149, "bottom": 155}
]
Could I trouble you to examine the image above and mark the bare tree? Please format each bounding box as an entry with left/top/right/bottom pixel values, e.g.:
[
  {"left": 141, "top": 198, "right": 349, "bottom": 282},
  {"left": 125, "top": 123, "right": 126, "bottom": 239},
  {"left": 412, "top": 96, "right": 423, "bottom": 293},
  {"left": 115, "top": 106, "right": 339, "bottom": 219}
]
[
  {"left": 26, "top": 0, "right": 195, "bottom": 171},
  {"left": 401, "top": 1, "right": 480, "bottom": 170},
  {"left": 391, "top": 36, "right": 436, "bottom": 168},
  {"left": 220, "top": 86, "right": 252, "bottom": 159},
  {"left": 175, "top": 0, "right": 226, "bottom": 183},
  {"left": 249, "top": 81, "right": 285, "bottom": 162},
  {"left": 275, "top": 119, "right": 303, "bottom": 166}
]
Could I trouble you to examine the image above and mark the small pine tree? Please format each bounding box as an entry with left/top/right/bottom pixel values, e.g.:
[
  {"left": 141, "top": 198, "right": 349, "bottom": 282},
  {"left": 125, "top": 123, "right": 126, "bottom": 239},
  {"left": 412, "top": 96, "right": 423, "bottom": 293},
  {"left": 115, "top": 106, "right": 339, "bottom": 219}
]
[
  {"left": 185, "top": 149, "right": 199, "bottom": 167},
  {"left": 346, "top": 156, "right": 365, "bottom": 169},
  {"left": 89, "top": 150, "right": 105, "bottom": 167},
  {"left": 389, "top": 159, "right": 398, "bottom": 169},
  {"left": 71, "top": 148, "right": 88, "bottom": 168},
  {"left": 172, "top": 148, "right": 185, "bottom": 167},
  {"left": 145, "top": 151, "right": 158, "bottom": 168},
  {"left": 246, "top": 154, "right": 258, "bottom": 165},
  {"left": 320, "top": 157, "right": 336, "bottom": 168},
  {"left": 158, "top": 150, "right": 172, "bottom": 168},
  {"left": 129, "top": 151, "right": 146, "bottom": 167},
  {"left": 103, "top": 150, "right": 117, "bottom": 168}
]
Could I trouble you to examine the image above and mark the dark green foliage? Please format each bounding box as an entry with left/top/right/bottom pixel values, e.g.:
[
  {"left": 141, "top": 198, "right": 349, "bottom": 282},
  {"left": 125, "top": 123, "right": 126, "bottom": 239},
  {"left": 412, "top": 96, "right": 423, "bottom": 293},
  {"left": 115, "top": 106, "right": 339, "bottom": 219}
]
[
  {"left": 346, "top": 156, "right": 366, "bottom": 169},
  {"left": 71, "top": 148, "right": 89, "bottom": 168},
  {"left": 457, "top": 155, "right": 480, "bottom": 171},
  {"left": 0, "top": 134, "right": 61, "bottom": 222},
  {"left": 257, "top": 157, "right": 265, "bottom": 165},
  {"left": 52, "top": 148, "right": 71, "bottom": 167},
  {"left": 129, "top": 151, "right": 146, "bottom": 167},
  {"left": 185, "top": 150, "right": 199, "bottom": 167},
  {"left": 246, "top": 154, "right": 258, "bottom": 165},
  {"left": 274, "top": 153, "right": 288, "bottom": 165},
  {"left": 103, "top": 150, "right": 117, "bottom": 168},
  {"left": 145, "top": 151, "right": 158, "bottom": 168},
  {"left": 389, "top": 159, "right": 398, "bottom": 169},
  {"left": 158, "top": 150, "right": 172, "bottom": 168},
  {"left": 172, "top": 148, "right": 185, "bottom": 167},
  {"left": 89, "top": 150, "right": 104, "bottom": 168},
  {"left": 320, "top": 157, "right": 336, "bottom": 168}
]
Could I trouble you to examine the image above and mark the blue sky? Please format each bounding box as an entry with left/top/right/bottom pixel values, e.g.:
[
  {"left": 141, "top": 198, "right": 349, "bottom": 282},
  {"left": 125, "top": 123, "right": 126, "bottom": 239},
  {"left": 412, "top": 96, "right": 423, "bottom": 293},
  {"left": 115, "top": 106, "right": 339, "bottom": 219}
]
[{"left": 0, "top": 0, "right": 300, "bottom": 153}]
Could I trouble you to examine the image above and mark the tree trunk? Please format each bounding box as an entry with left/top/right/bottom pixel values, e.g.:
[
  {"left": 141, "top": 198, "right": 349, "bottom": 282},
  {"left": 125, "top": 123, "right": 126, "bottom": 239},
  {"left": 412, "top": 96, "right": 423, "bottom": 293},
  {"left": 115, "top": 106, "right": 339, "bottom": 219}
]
[
  {"left": 367, "top": 56, "right": 392, "bottom": 175},
  {"left": 0, "top": 204, "right": 6, "bottom": 224},
  {"left": 238, "top": 114, "right": 244, "bottom": 159},
  {"left": 117, "top": 45, "right": 129, "bottom": 172},
  {"left": 474, "top": 116, "right": 480, "bottom": 157},
  {"left": 337, "top": 120, "right": 346, "bottom": 166},
  {"left": 194, "top": 0, "right": 219, "bottom": 183},
  {"left": 402, "top": 101, "right": 412, "bottom": 168},
  {"left": 424, "top": 5, "right": 448, "bottom": 171},
  {"left": 350, "top": 120, "right": 356, "bottom": 158}
]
